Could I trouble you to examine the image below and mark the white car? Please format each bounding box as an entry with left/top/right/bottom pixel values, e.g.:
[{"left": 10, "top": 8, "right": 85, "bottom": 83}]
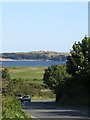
[{"left": 22, "top": 95, "right": 31, "bottom": 102}]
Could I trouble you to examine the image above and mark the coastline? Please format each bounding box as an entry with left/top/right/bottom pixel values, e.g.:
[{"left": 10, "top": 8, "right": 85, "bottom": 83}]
[
  {"left": 0, "top": 58, "right": 66, "bottom": 67},
  {"left": 0, "top": 58, "right": 52, "bottom": 62}
]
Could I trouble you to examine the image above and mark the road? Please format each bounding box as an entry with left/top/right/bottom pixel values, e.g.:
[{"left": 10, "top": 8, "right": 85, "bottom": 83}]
[{"left": 21, "top": 100, "right": 89, "bottom": 120}]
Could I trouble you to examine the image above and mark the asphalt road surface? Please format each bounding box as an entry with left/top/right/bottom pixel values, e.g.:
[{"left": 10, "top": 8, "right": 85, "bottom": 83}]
[{"left": 21, "top": 100, "right": 89, "bottom": 120}]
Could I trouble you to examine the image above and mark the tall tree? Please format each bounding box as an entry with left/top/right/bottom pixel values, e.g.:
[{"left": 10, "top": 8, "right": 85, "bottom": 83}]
[
  {"left": 2, "top": 68, "right": 10, "bottom": 81},
  {"left": 66, "top": 36, "right": 90, "bottom": 85},
  {"left": 2, "top": 68, "right": 10, "bottom": 94},
  {"left": 43, "top": 64, "right": 69, "bottom": 102}
]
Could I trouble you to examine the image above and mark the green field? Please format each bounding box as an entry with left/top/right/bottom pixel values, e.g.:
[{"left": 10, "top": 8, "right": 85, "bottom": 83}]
[{"left": 7, "top": 66, "right": 47, "bottom": 80}]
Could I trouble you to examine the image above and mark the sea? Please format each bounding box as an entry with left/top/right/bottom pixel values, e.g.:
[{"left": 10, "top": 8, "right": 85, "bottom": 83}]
[{"left": 0, "top": 60, "right": 66, "bottom": 67}]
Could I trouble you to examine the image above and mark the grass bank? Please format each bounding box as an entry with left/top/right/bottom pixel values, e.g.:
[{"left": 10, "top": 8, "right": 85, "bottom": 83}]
[{"left": 2, "top": 95, "right": 30, "bottom": 119}]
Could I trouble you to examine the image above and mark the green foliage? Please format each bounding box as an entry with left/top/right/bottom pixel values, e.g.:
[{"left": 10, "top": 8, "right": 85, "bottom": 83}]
[
  {"left": 2, "top": 66, "right": 54, "bottom": 99},
  {"left": 66, "top": 36, "right": 90, "bottom": 85},
  {"left": 59, "top": 77, "right": 88, "bottom": 105},
  {"left": 2, "top": 68, "right": 11, "bottom": 95},
  {"left": 43, "top": 36, "right": 89, "bottom": 104},
  {"left": 2, "top": 68, "right": 30, "bottom": 118},
  {"left": 43, "top": 65, "right": 69, "bottom": 93},
  {"left": 59, "top": 36, "right": 89, "bottom": 105},
  {"left": 2, "top": 95, "right": 29, "bottom": 118},
  {"left": 2, "top": 68, "right": 10, "bottom": 81},
  {"left": 6, "top": 78, "right": 24, "bottom": 95}
]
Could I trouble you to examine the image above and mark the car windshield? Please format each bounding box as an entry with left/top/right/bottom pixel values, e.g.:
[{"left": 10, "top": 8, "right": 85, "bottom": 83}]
[{"left": 23, "top": 95, "right": 29, "bottom": 98}]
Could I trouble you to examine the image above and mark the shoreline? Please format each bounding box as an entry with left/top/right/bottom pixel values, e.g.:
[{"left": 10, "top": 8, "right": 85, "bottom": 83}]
[
  {"left": 0, "top": 58, "right": 52, "bottom": 62},
  {"left": 0, "top": 58, "right": 66, "bottom": 62}
]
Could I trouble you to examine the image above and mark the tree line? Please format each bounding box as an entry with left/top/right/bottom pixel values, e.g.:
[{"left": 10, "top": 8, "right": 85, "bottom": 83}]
[{"left": 43, "top": 36, "right": 89, "bottom": 105}]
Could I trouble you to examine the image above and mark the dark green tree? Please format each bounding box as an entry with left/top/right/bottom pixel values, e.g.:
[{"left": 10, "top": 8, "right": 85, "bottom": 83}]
[
  {"left": 66, "top": 36, "right": 90, "bottom": 85},
  {"left": 2, "top": 68, "right": 10, "bottom": 94},
  {"left": 43, "top": 65, "right": 69, "bottom": 101},
  {"left": 2, "top": 68, "right": 10, "bottom": 81},
  {"left": 7, "top": 78, "right": 24, "bottom": 95}
]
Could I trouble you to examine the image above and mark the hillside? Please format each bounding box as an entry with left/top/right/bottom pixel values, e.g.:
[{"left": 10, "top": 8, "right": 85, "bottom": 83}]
[{"left": 0, "top": 51, "right": 70, "bottom": 61}]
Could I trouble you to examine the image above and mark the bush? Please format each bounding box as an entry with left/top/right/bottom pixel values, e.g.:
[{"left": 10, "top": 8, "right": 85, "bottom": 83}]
[{"left": 2, "top": 95, "right": 29, "bottom": 118}]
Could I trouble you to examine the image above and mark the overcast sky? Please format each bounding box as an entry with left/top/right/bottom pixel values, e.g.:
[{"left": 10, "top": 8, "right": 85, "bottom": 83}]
[{"left": 1, "top": 2, "right": 88, "bottom": 53}]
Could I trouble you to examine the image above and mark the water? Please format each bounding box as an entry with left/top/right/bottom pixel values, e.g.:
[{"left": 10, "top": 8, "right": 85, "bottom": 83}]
[{"left": 1, "top": 60, "right": 66, "bottom": 67}]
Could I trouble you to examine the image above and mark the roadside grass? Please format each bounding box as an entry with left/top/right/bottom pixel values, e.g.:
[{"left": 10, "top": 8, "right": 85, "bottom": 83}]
[{"left": 2, "top": 95, "right": 30, "bottom": 119}]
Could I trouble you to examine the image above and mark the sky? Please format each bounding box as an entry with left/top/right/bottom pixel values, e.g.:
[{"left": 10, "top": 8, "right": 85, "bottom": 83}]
[{"left": 1, "top": 2, "right": 88, "bottom": 53}]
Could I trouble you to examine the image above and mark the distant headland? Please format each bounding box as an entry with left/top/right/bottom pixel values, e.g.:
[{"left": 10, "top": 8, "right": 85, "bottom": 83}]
[{"left": 0, "top": 51, "right": 70, "bottom": 62}]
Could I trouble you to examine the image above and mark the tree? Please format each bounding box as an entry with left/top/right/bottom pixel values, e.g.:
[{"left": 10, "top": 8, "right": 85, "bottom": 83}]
[
  {"left": 7, "top": 78, "right": 24, "bottom": 95},
  {"left": 43, "top": 65, "right": 69, "bottom": 101},
  {"left": 66, "top": 36, "right": 90, "bottom": 85},
  {"left": 2, "top": 68, "right": 10, "bottom": 81},
  {"left": 2, "top": 68, "right": 10, "bottom": 94}
]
